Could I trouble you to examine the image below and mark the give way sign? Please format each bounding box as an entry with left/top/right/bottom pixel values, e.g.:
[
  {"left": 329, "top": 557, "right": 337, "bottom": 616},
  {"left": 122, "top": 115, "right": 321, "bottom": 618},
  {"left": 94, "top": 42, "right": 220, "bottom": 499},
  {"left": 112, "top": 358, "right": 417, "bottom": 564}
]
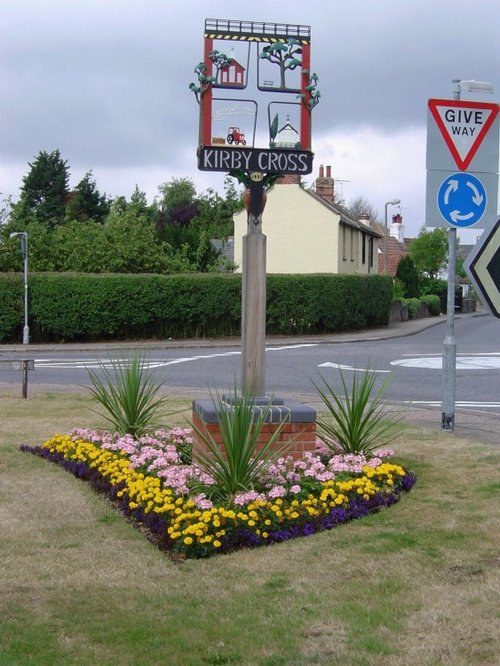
[{"left": 428, "top": 99, "right": 499, "bottom": 171}]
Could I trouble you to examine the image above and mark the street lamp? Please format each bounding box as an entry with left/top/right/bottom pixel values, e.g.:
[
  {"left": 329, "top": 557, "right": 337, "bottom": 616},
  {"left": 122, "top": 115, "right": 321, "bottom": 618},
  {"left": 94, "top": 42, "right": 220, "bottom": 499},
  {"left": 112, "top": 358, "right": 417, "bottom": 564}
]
[
  {"left": 452, "top": 79, "right": 494, "bottom": 100},
  {"left": 10, "top": 231, "right": 29, "bottom": 344},
  {"left": 383, "top": 199, "right": 401, "bottom": 273}
]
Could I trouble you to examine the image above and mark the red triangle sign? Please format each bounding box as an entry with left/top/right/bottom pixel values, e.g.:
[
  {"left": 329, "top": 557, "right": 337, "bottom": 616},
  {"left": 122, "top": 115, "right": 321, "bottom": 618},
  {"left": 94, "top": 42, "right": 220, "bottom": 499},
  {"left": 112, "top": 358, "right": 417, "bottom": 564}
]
[{"left": 429, "top": 98, "right": 499, "bottom": 170}]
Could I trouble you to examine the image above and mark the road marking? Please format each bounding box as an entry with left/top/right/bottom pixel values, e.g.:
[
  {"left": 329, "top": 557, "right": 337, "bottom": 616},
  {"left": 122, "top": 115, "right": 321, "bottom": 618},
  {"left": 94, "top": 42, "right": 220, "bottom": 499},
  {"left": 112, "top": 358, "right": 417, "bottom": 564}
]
[
  {"left": 400, "top": 400, "right": 500, "bottom": 410},
  {"left": 400, "top": 352, "right": 500, "bottom": 357},
  {"left": 318, "top": 362, "right": 390, "bottom": 373},
  {"left": 31, "top": 343, "right": 319, "bottom": 370},
  {"left": 392, "top": 355, "right": 500, "bottom": 369}
]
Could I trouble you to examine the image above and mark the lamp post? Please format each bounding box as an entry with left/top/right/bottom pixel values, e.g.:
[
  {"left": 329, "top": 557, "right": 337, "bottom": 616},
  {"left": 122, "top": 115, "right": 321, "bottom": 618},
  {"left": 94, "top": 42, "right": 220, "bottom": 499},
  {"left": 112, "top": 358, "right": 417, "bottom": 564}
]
[
  {"left": 10, "top": 231, "right": 29, "bottom": 344},
  {"left": 383, "top": 199, "right": 401, "bottom": 273}
]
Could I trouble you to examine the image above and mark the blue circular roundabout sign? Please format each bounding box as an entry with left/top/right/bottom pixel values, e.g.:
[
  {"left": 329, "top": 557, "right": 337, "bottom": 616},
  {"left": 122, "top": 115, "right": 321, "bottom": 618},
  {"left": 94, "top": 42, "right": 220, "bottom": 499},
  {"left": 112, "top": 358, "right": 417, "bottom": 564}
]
[{"left": 437, "top": 172, "right": 487, "bottom": 227}]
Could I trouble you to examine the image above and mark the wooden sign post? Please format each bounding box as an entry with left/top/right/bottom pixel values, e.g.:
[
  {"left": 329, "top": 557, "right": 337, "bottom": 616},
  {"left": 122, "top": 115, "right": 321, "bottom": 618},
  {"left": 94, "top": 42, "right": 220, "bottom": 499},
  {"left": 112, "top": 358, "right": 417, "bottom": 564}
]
[{"left": 192, "top": 18, "right": 319, "bottom": 396}]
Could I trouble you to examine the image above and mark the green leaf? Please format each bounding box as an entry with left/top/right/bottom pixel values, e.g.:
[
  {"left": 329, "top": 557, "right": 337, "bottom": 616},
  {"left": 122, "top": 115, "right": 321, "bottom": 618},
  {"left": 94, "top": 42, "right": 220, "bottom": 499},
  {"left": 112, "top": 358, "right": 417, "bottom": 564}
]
[
  {"left": 86, "top": 354, "right": 171, "bottom": 438},
  {"left": 192, "top": 386, "right": 291, "bottom": 501},
  {"left": 314, "top": 365, "right": 402, "bottom": 455}
]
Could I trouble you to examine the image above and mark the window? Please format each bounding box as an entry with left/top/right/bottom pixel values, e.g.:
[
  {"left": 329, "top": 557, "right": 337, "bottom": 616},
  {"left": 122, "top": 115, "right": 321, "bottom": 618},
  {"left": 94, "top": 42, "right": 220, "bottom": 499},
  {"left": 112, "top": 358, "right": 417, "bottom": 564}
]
[{"left": 368, "top": 237, "right": 374, "bottom": 270}]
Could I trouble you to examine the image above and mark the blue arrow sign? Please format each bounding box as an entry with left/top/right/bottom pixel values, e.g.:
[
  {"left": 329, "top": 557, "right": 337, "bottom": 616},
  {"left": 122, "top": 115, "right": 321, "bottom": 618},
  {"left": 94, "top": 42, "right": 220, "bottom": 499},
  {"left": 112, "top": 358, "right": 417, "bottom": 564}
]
[{"left": 437, "top": 172, "right": 487, "bottom": 227}]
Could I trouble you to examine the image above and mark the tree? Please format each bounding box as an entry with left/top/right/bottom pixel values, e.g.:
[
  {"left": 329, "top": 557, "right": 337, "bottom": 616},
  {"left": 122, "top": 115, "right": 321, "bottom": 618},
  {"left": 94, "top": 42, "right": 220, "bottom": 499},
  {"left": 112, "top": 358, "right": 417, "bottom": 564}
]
[
  {"left": 395, "top": 255, "right": 420, "bottom": 297},
  {"left": 156, "top": 178, "right": 199, "bottom": 239},
  {"left": 259, "top": 38, "right": 302, "bottom": 90},
  {"left": 158, "top": 177, "right": 197, "bottom": 214},
  {"left": 409, "top": 227, "right": 448, "bottom": 279},
  {"left": 347, "top": 196, "right": 379, "bottom": 223},
  {"left": 13, "top": 150, "right": 69, "bottom": 229},
  {"left": 65, "top": 171, "right": 110, "bottom": 223},
  {"left": 0, "top": 194, "right": 12, "bottom": 229}
]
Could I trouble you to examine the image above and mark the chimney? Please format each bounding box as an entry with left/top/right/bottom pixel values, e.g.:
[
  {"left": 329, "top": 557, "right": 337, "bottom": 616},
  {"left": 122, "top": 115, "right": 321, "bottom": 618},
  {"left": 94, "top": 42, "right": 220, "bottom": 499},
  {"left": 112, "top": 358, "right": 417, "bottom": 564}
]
[
  {"left": 358, "top": 212, "right": 371, "bottom": 226},
  {"left": 390, "top": 213, "right": 404, "bottom": 242},
  {"left": 315, "top": 164, "right": 334, "bottom": 203},
  {"left": 275, "top": 174, "right": 301, "bottom": 185}
]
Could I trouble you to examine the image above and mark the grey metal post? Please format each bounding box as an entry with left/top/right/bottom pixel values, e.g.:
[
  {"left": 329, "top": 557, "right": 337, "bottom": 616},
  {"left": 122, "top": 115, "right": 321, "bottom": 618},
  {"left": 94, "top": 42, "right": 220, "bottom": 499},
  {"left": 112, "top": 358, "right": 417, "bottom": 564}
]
[
  {"left": 442, "top": 227, "right": 456, "bottom": 430},
  {"left": 241, "top": 178, "right": 266, "bottom": 396},
  {"left": 10, "top": 231, "right": 29, "bottom": 345},
  {"left": 441, "top": 82, "right": 461, "bottom": 431},
  {"left": 384, "top": 199, "right": 401, "bottom": 273},
  {"left": 22, "top": 233, "right": 29, "bottom": 345}
]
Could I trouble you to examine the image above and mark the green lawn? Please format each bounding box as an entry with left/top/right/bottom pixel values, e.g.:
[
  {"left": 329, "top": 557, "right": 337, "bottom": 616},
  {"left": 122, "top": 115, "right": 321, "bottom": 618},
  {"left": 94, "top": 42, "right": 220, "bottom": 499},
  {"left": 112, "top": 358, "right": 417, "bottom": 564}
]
[{"left": 1, "top": 389, "right": 498, "bottom": 665}]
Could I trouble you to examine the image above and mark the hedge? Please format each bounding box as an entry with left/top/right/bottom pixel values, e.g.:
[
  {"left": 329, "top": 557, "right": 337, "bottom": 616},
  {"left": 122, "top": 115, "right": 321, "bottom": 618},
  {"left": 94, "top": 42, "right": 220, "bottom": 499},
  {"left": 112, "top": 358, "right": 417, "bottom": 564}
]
[{"left": 0, "top": 272, "right": 393, "bottom": 343}]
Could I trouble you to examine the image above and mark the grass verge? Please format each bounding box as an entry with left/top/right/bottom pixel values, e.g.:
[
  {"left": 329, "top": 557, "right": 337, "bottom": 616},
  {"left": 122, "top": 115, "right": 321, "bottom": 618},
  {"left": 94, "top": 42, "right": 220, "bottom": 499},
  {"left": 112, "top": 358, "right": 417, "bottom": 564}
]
[{"left": 1, "top": 389, "right": 498, "bottom": 665}]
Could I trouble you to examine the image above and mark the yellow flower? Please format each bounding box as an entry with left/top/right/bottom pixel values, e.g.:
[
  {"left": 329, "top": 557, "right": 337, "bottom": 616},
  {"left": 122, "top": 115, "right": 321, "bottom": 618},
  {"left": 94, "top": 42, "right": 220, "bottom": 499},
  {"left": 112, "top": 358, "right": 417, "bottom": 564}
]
[
  {"left": 183, "top": 537, "right": 193, "bottom": 546},
  {"left": 213, "top": 540, "right": 222, "bottom": 548}
]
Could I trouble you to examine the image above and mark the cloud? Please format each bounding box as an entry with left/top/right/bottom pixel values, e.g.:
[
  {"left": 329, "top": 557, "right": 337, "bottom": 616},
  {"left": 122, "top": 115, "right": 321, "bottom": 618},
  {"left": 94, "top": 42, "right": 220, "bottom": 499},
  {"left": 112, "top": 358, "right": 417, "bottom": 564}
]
[
  {"left": 313, "top": 125, "right": 426, "bottom": 236},
  {"left": 1, "top": 0, "right": 498, "bottom": 247}
]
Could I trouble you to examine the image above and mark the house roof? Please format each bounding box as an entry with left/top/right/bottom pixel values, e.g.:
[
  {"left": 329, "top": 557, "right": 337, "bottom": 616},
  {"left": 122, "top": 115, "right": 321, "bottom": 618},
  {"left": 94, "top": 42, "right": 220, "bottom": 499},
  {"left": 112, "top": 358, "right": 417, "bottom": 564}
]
[
  {"left": 370, "top": 221, "right": 407, "bottom": 276},
  {"left": 305, "top": 189, "right": 382, "bottom": 237}
]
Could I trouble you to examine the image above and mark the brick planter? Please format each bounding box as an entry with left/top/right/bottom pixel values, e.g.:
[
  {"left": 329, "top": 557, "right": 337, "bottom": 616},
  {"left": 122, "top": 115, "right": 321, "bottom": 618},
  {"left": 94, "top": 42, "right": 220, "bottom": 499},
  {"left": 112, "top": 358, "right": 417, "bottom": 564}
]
[{"left": 192, "top": 397, "right": 317, "bottom": 461}]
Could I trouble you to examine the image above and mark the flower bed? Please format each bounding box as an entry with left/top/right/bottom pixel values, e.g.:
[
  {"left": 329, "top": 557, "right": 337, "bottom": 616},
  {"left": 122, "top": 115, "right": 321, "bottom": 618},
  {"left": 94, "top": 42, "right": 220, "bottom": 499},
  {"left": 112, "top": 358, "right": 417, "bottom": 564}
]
[{"left": 21, "top": 429, "right": 416, "bottom": 559}]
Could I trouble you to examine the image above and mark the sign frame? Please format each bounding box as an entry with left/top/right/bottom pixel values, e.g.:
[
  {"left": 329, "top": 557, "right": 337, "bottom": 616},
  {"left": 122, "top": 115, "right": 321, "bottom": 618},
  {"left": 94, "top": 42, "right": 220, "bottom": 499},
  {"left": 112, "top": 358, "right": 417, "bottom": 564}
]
[
  {"left": 465, "top": 219, "right": 500, "bottom": 318},
  {"left": 428, "top": 98, "right": 499, "bottom": 171}
]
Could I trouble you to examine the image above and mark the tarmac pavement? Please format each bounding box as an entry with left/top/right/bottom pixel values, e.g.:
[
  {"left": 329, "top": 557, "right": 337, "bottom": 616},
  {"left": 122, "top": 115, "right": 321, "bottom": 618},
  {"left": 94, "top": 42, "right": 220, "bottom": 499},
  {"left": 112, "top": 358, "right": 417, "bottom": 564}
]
[{"left": 1, "top": 310, "right": 499, "bottom": 446}]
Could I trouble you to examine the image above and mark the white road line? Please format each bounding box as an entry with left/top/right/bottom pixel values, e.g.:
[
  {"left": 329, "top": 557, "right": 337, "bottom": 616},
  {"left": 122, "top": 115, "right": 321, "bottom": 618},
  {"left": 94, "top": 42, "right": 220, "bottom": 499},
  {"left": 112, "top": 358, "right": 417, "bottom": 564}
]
[
  {"left": 392, "top": 356, "right": 500, "bottom": 369},
  {"left": 401, "top": 352, "right": 500, "bottom": 357},
  {"left": 318, "top": 362, "right": 390, "bottom": 373},
  {"left": 400, "top": 400, "right": 500, "bottom": 409},
  {"left": 32, "top": 343, "right": 319, "bottom": 370}
]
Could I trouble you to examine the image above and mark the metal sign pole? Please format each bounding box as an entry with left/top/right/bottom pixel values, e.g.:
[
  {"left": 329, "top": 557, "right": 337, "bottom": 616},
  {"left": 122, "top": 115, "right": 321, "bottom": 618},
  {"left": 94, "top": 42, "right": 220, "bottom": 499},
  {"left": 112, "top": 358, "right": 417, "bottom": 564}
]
[
  {"left": 441, "top": 83, "right": 461, "bottom": 432},
  {"left": 442, "top": 227, "right": 456, "bottom": 430}
]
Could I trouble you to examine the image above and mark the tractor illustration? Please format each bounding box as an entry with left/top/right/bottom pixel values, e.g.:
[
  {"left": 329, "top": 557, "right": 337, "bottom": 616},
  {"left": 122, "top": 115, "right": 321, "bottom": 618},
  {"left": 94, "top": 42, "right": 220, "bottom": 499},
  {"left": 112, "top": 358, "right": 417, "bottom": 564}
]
[{"left": 226, "top": 127, "right": 246, "bottom": 145}]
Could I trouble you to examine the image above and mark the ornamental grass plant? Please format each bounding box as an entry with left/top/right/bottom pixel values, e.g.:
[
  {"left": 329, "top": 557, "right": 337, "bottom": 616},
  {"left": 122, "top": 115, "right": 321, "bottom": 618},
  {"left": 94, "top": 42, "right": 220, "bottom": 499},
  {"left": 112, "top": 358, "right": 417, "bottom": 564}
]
[
  {"left": 191, "top": 388, "right": 291, "bottom": 502},
  {"left": 86, "top": 354, "right": 172, "bottom": 438},
  {"left": 315, "top": 365, "right": 403, "bottom": 455}
]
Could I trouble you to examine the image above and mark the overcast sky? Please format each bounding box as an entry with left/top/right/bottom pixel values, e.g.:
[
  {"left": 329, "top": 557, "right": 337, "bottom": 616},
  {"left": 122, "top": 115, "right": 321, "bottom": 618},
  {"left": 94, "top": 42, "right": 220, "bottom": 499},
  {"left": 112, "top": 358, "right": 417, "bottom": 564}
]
[{"left": 2, "top": 0, "right": 499, "bottom": 241}]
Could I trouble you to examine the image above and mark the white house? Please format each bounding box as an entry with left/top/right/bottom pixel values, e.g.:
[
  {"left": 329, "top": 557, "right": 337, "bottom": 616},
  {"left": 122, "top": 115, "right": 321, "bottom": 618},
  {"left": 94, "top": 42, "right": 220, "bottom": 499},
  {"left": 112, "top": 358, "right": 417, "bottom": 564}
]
[{"left": 233, "top": 166, "right": 381, "bottom": 274}]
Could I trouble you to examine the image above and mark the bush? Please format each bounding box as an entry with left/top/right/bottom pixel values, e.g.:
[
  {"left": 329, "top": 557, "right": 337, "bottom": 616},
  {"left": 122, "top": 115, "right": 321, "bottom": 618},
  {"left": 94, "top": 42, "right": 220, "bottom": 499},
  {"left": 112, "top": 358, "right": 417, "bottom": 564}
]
[
  {"left": 0, "top": 274, "right": 23, "bottom": 341},
  {"left": 395, "top": 255, "right": 420, "bottom": 298},
  {"left": 0, "top": 272, "right": 394, "bottom": 343},
  {"left": 392, "top": 278, "right": 405, "bottom": 301},
  {"left": 266, "top": 274, "right": 393, "bottom": 335},
  {"left": 403, "top": 297, "right": 420, "bottom": 319},
  {"left": 419, "top": 294, "right": 441, "bottom": 316},
  {"left": 420, "top": 277, "right": 447, "bottom": 297}
]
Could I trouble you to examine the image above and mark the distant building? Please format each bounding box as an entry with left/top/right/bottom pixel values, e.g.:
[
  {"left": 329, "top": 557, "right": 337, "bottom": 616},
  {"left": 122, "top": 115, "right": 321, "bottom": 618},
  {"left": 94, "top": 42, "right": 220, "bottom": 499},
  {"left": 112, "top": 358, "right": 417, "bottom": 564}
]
[{"left": 371, "top": 214, "right": 408, "bottom": 275}]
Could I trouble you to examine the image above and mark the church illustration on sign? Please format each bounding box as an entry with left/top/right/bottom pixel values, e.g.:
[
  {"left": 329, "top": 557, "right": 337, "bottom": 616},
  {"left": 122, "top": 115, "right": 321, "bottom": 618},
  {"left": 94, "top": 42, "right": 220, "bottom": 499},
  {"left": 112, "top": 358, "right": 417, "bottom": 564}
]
[{"left": 271, "top": 115, "right": 300, "bottom": 149}]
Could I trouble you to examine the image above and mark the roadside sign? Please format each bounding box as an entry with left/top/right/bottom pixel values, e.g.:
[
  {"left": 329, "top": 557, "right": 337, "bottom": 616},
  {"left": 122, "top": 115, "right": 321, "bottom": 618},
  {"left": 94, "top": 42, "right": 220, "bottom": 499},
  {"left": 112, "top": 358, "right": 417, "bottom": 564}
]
[
  {"left": 437, "top": 172, "right": 487, "bottom": 227},
  {"left": 428, "top": 99, "right": 499, "bottom": 171},
  {"left": 465, "top": 219, "right": 500, "bottom": 318},
  {"left": 426, "top": 97, "right": 500, "bottom": 229},
  {"left": 426, "top": 169, "right": 498, "bottom": 228}
]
